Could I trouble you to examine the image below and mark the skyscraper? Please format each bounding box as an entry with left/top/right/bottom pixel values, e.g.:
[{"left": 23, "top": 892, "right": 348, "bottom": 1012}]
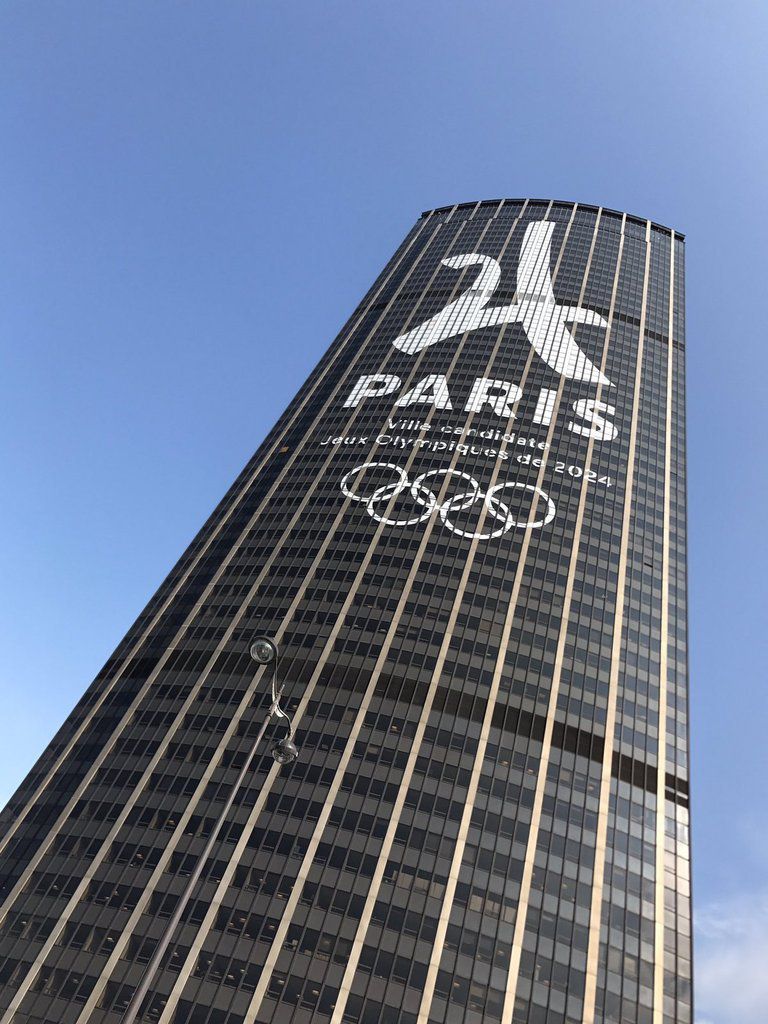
[{"left": 0, "top": 199, "right": 691, "bottom": 1024}]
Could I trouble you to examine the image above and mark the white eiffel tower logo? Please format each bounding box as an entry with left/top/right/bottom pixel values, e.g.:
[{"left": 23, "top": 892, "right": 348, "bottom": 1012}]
[{"left": 392, "top": 220, "right": 612, "bottom": 387}]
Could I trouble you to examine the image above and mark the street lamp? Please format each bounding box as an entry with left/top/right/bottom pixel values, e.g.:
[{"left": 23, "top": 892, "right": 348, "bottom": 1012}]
[
  {"left": 249, "top": 636, "right": 277, "bottom": 664},
  {"left": 120, "top": 637, "right": 299, "bottom": 1023},
  {"left": 249, "top": 636, "right": 299, "bottom": 766}
]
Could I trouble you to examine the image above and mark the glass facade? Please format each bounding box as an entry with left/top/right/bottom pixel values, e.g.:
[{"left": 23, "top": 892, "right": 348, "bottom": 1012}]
[{"left": 0, "top": 198, "right": 691, "bottom": 1024}]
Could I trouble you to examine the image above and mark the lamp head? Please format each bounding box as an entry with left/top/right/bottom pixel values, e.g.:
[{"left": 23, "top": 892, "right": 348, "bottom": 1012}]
[
  {"left": 249, "top": 637, "right": 278, "bottom": 665},
  {"left": 271, "top": 737, "right": 299, "bottom": 765}
]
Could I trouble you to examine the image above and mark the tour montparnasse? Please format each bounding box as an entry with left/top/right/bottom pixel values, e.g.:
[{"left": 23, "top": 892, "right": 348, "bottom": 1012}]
[{"left": 0, "top": 199, "right": 691, "bottom": 1024}]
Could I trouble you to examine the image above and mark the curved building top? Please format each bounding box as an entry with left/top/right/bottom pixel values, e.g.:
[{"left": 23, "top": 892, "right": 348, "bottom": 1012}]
[{"left": 420, "top": 197, "right": 684, "bottom": 239}]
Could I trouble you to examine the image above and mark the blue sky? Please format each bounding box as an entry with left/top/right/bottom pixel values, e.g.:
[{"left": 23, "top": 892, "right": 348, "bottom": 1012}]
[{"left": 1, "top": 4, "right": 766, "bottom": 1021}]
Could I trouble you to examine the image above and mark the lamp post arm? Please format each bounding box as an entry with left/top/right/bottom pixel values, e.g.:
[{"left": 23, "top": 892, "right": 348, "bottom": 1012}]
[{"left": 269, "top": 653, "right": 295, "bottom": 741}]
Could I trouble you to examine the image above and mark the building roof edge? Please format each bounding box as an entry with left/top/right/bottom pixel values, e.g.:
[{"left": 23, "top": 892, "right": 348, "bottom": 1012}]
[{"left": 419, "top": 199, "right": 685, "bottom": 240}]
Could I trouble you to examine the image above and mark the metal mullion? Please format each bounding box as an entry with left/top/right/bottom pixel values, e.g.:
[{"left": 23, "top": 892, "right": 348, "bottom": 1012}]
[
  {"left": 652, "top": 231, "right": 675, "bottom": 1024},
  {"left": 580, "top": 220, "right": 653, "bottom": 1024}
]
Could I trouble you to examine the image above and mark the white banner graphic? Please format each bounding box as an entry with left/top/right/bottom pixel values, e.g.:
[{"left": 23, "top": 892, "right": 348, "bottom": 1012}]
[
  {"left": 392, "top": 221, "right": 611, "bottom": 387},
  {"left": 341, "top": 462, "right": 556, "bottom": 540}
]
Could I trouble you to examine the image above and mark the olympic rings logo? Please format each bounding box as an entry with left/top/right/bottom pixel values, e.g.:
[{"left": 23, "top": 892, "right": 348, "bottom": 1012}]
[{"left": 340, "top": 462, "right": 556, "bottom": 540}]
